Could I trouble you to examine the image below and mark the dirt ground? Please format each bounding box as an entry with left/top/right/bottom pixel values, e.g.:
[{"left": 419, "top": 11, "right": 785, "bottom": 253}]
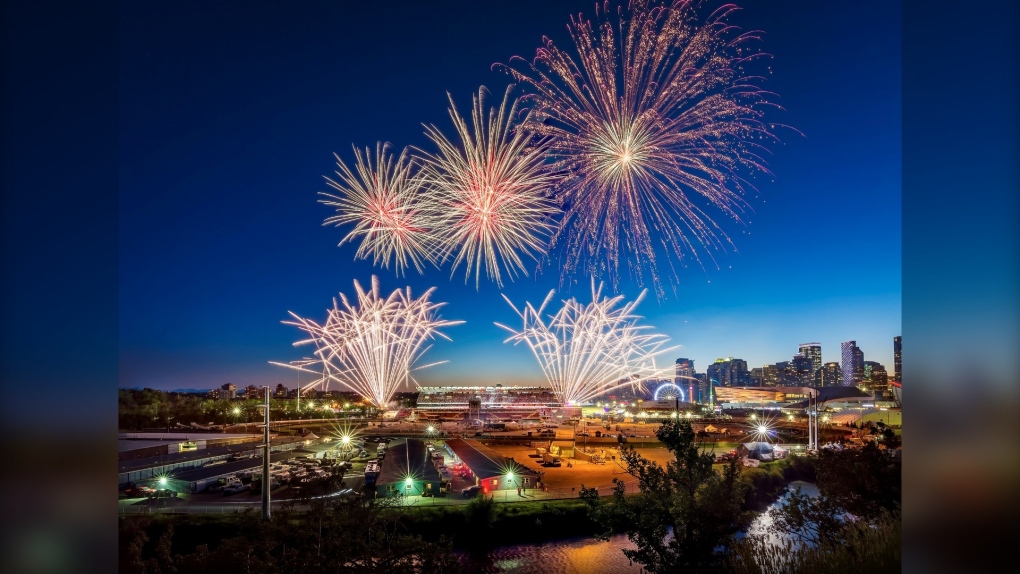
[{"left": 489, "top": 443, "right": 680, "bottom": 492}]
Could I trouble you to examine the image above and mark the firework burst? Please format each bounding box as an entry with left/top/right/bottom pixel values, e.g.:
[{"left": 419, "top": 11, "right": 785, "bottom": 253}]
[
  {"left": 496, "top": 280, "right": 679, "bottom": 405},
  {"left": 417, "top": 85, "right": 559, "bottom": 288},
  {"left": 272, "top": 276, "right": 462, "bottom": 408},
  {"left": 320, "top": 143, "right": 439, "bottom": 276},
  {"left": 499, "top": 0, "right": 782, "bottom": 297}
]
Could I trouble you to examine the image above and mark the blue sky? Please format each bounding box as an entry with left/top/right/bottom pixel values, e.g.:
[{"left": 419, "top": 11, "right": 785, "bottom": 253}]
[{"left": 119, "top": 0, "right": 901, "bottom": 390}]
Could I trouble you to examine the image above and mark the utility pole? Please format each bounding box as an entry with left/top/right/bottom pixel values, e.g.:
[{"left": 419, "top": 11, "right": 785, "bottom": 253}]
[{"left": 261, "top": 386, "right": 271, "bottom": 520}]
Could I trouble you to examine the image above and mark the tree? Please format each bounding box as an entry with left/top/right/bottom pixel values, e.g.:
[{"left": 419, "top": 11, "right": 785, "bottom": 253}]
[
  {"left": 768, "top": 443, "right": 901, "bottom": 547},
  {"left": 580, "top": 418, "right": 749, "bottom": 572},
  {"left": 121, "top": 495, "right": 461, "bottom": 574}
]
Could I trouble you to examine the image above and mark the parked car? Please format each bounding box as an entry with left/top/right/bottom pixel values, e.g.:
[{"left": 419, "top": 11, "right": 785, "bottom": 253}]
[
  {"left": 121, "top": 485, "right": 155, "bottom": 498},
  {"left": 462, "top": 485, "right": 481, "bottom": 498},
  {"left": 222, "top": 483, "right": 250, "bottom": 495}
]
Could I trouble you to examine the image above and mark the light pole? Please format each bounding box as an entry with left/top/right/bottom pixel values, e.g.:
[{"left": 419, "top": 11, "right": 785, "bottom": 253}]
[{"left": 259, "top": 386, "right": 271, "bottom": 520}]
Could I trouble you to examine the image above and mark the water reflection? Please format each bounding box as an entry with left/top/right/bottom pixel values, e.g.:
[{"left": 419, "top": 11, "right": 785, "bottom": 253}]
[
  {"left": 458, "top": 481, "right": 818, "bottom": 573},
  {"left": 458, "top": 534, "right": 640, "bottom": 573},
  {"left": 744, "top": 480, "right": 819, "bottom": 546}
]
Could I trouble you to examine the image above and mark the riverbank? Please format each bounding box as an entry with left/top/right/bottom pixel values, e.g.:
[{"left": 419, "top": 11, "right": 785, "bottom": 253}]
[{"left": 120, "top": 455, "right": 818, "bottom": 562}]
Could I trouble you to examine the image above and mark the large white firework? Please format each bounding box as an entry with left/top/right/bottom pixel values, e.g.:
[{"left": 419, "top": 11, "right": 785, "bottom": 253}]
[
  {"left": 273, "top": 276, "right": 462, "bottom": 408},
  {"left": 499, "top": 0, "right": 782, "bottom": 297},
  {"left": 320, "top": 143, "right": 440, "bottom": 276},
  {"left": 496, "top": 281, "right": 679, "bottom": 405},
  {"left": 417, "top": 85, "right": 559, "bottom": 288}
]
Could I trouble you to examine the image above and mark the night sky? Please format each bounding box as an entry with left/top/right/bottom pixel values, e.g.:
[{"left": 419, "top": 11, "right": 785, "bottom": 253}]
[{"left": 119, "top": 0, "right": 901, "bottom": 391}]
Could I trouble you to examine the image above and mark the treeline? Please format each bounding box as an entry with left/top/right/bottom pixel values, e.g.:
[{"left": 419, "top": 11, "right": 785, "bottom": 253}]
[{"left": 118, "top": 388, "right": 369, "bottom": 431}]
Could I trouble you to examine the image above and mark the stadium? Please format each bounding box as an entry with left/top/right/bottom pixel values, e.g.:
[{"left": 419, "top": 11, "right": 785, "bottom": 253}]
[{"left": 414, "top": 385, "right": 581, "bottom": 422}]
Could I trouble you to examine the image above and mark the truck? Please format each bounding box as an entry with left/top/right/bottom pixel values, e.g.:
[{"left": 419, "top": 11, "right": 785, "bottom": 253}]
[{"left": 542, "top": 453, "right": 562, "bottom": 467}]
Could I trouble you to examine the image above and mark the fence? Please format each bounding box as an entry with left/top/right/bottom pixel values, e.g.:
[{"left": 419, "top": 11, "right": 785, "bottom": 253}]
[{"left": 117, "top": 477, "right": 642, "bottom": 515}]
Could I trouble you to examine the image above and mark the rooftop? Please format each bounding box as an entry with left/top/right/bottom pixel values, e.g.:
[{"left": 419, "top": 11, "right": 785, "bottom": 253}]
[
  {"left": 445, "top": 438, "right": 537, "bottom": 480},
  {"left": 377, "top": 438, "right": 438, "bottom": 485}
]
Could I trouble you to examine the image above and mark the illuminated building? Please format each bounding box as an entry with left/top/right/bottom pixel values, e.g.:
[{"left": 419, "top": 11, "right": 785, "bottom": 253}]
[
  {"left": 415, "top": 385, "right": 573, "bottom": 421},
  {"left": 798, "top": 342, "right": 822, "bottom": 384},
  {"left": 216, "top": 383, "right": 237, "bottom": 400},
  {"left": 840, "top": 341, "right": 864, "bottom": 387},
  {"left": 706, "top": 357, "right": 749, "bottom": 388},
  {"left": 863, "top": 361, "right": 889, "bottom": 394},
  {"left": 821, "top": 362, "right": 841, "bottom": 387},
  {"left": 893, "top": 336, "right": 902, "bottom": 383},
  {"left": 791, "top": 354, "right": 815, "bottom": 386},
  {"left": 445, "top": 439, "right": 538, "bottom": 493},
  {"left": 674, "top": 358, "right": 696, "bottom": 401},
  {"left": 376, "top": 439, "right": 443, "bottom": 497}
]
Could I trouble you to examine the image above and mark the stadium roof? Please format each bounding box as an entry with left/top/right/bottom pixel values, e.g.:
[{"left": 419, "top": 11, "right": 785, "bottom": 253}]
[
  {"left": 784, "top": 387, "right": 872, "bottom": 408},
  {"left": 445, "top": 439, "right": 538, "bottom": 480}
]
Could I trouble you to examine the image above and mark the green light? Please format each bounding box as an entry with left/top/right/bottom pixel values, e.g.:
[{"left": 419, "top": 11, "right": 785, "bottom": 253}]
[
  {"left": 507, "top": 472, "right": 514, "bottom": 481},
  {"left": 158, "top": 477, "right": 167, "bottom": 486},
  {"left": 232, "top": 407, "right": 240, "bottom": 415},
  {"left": 405, "top": 477, "right": 413, "bottom": 486}
]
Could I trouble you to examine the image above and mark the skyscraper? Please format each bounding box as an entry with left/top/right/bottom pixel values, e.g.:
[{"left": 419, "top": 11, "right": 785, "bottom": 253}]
[
  {"left": 791, "top": 354, "right": 815, "bottom": 386},
  {"left": 841, "top": 341, "right": 864, "bottom": 387},
  {"left": 864, "top": 361, "right": 889, "bottom": 393},
  {"left": 795, "top": 344, "right": 820, "bottom": 383},
  {"left": 893, "top": 336, "right": 902, "bottom": 382},
  {"left": 674, "top": 358, "right": 695, "bottom": 382},
  {"left": 706, "top": 357, "right": 749, "bottom": 388},
  {"left": 675, "top": 358, "right": 696, "bottom": 402},
  {"left": 821, "top": 362, "right": 841, "bottom": 387}
]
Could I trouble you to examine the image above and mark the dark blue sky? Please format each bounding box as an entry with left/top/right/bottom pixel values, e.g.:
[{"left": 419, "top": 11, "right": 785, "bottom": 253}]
[{"left": 119, "top": 0, "right": 901, "bottom": 391}]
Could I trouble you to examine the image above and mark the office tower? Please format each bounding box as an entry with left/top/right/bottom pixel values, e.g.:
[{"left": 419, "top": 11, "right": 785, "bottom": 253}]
[
  {"left": 706, "top": 357, "right": 749, "bottom": 388},
  {"left": 795, "top": 344, "right": 820, "bottom": 383},
  {"left": 791, "top": 354, "right": 815, "bottom": 386},
  {"left": 749, "top": 367, "right": 764, "bottom": 386},
  {"left": 864, "top": 361, "right": 889, "bottom": 393},
  {"left": 675, "top": 358, "right": 695, "bottom": 382},
  {"left": 674, "top": 358, "right": 695, "bottom": 403},
  {"left": 841, "top": 341, "right": 864, "bottom": 387},
  {"left": 821, "top": 362, "right": 841, "bottom": 387},
  {"left": 893, "top": 336, "right": 902, "bottom": 382}
]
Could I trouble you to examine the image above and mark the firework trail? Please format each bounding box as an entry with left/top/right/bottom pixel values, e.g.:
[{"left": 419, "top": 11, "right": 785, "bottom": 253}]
[
  {"left": 272, "top": 276, "right": 462, "bottom": 408},
  {"left": 496, "top": 280, "right": 679, "bottom": 405},
  {"left": 417, "top": 85, "right": 559, "bottom": 288},
  {"left": 499, "top": 0, "right": 782, "bottom": 297},
  {"left": 320, "top": 143, "right": 440, "bottom": 276}
]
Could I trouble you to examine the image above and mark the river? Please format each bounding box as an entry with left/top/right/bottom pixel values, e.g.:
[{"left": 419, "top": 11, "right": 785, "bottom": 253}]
[{"left": 457, "top": 481, "right": 819, "bottom": 573}]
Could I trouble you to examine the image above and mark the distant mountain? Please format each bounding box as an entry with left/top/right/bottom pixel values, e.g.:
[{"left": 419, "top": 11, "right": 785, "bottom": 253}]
[{"left": 169, "top": 388, "right": 212, "bottom": 394}]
